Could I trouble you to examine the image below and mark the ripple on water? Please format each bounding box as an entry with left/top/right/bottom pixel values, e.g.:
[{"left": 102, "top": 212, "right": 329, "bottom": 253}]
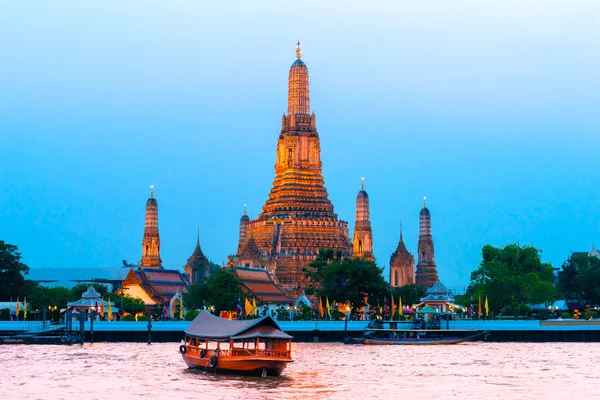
[{"left": 0, "top": 342, "right": 599, "bottom": 399}]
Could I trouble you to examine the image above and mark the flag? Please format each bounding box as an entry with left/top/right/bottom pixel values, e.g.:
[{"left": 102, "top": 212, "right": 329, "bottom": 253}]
[
  {"left": 326, "top": 297, "right": 331, "bottom": 319},
  {"left": 252, "top": 297, "right": 258, "bottom": 316},
  {"left": 391, "top": 296, "right": 396, "bottom": 320},
  {"left": 24, "top": 297, "right": 27, "bottom": 320},
  {"left": 171, "top": 298, "right": 175, "bottom": 318},
  {"left": 237, "top": 299, "right": 243, "bottom": 316},
  {"left": 179, "top": 297, "right": 184, "bottom": 319},
  {"left": 95, "top": 300, "right": 99, "bottom": 317},
  {"left": 478, "top": 296, "right": 482, "bottom": 316},
  {"left": 245, "top": 297, "right": 252, "bottom": 316},
  {"left": 469, "top": 302, "right": 474, "bottom": 314},
  {"left": 108, "top": 297, "right": 113, "bottom": 320},
  {"left": 163, "top": 301, "right": 168, "bottom": 319},
  {"left": 399, "top": 296, "right": 403, "bottom": 317},
  {"left": 100, "top": 297, "right": 105, "bottom": 318},
  {"left": 383, "top": 297, "right": 389, "bottom": 317},
  {"left": 319, "top": 297, "right": 324, "bottom": 319},
  {"left": 485, "top": 296, "right": 489, "bottom": 316},
  {"left": 16, "top": 297, "right": 20, "bottom": 315}
]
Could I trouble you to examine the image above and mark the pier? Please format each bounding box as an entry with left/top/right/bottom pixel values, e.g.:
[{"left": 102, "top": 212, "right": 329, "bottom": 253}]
[{"left": 2, "top": 319, "right": 600, "bottom": 344}]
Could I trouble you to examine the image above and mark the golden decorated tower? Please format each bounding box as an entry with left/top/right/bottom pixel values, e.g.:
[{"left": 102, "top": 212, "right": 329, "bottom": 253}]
[
  {"left": 140, "top": 185, "right": 162, "bottom": 269},
  {"left": 415, "top": 197, "right": 438, "bottom": 288},
  {"left": 352, "top": 178, "right": 374, "bottom": 260},
  {"left": 234, "top": 43, "right": 351, "bottom": 292}
]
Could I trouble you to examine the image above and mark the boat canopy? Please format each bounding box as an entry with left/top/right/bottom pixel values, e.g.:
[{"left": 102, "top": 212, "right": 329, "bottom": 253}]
[{"left": 185, "top": 310, "right": 292, "bottom": 340}]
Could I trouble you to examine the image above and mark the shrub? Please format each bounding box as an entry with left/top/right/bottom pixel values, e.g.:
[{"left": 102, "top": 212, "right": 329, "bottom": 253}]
[
  {"left": 122, "top": 314, "right": 136, "bottom": 321},
  {"left": 0, "top": 308, "right": 10, "bottom": 321},
  {"left": 591, "top": 311, "right": 599, "bottom": 319},
  {"left": 137, "top": 315, "right": 148, "bottom": 321},
  {"left": 185, "top": 310, "right": 199, "bottom": 321},
  {"left": 560, "top": 312, "right": 571, "bottom": 319}
]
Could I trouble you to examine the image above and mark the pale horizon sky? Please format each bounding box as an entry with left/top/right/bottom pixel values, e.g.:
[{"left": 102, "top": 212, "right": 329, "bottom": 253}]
[{"left": 1, "top": 1, "right": 599, "bottom": 288}]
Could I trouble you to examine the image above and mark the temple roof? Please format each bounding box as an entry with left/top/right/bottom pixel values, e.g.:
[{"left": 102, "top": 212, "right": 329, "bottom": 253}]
[
  {"left": 233, "top": 266, "right": 292, "bottom": 304},
  {"left": 125, "top": 267, "right": 190, "bottom": 304},
  {"left": 185, "top": 310, "right": 291, "bottom": 340}
]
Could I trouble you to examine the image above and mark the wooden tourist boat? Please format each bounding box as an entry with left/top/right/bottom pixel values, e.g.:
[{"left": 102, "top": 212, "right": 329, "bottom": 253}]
[{"left": 179, "top": 311, "right": 293, "bottom": 377}]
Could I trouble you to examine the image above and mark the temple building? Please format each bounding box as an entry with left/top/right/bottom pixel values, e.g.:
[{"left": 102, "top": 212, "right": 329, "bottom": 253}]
[
  {"left": 389, "top": 222, "right": 415, "bottom": 287},
  {"left": 415, "top": 197, "right": 438, "bottom": 289},
  {"left": 122, "top": 187, "right": 190, "bottom": 307},
  {"left": 232, "top": 43, "right": 352, "bottom": 294},
  {"left": 140, "top": 185, "right": 162, "bottom": 268},
  {"left": 183, "top": 227, "right": 211, "bottom": 285},
  {"left": 352, "top": 178, "right": 374, "bottom": 260}
]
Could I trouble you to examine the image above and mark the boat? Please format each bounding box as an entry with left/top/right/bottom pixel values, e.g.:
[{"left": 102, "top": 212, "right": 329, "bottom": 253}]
[
  {"left": 179, "top": 311, "right": 293, "bottom": 377},
  {"left": 363, "top": 330, "right": 489, "bottom": 345}
]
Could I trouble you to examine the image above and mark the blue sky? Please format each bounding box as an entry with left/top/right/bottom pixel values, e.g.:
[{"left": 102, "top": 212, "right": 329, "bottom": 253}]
[{"left": 1, "top": 1, "right": 598, "bottom": 288}]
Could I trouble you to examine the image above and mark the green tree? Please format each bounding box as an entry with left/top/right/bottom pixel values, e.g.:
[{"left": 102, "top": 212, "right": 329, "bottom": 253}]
[
  {"left": 305, "top": 249, "right": 389, "bottom": 318},
  {"left": 27, "top": 286, "right": 72, "bottom": 312},
  {"left": 557, "top": 253, "right": 600, "bottom": 305},
  {"left": 467, "top": 243, "right": 556, "bottom": 315},
  {"left": 182, "top": 269, "right": 243, "bottom": 315},
  {"left": 392, "top": 284, "right": 426, "bottom": 307},
  {"left": 0, "top": 241, "right": 30, "bottom": 300}
]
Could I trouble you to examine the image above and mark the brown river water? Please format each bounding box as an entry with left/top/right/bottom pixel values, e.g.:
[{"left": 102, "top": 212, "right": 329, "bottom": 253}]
[{"left": 1, "top": 342, "right": 598, "bottom": 399}]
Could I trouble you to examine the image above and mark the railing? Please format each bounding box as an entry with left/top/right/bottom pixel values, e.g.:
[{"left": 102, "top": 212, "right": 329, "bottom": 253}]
[{"left": 186, "top": 346, "right": 291, "bottom": 359}]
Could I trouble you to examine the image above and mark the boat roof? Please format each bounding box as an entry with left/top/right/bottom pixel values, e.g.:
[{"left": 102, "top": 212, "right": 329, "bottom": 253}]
[{"left": 185, "top": 310, "right": 292, "bottom": 340}]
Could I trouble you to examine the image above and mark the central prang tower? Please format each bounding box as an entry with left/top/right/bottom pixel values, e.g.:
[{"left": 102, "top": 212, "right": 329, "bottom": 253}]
[{"left": 234, "top": 43, "right": 351, "bottom": 293}]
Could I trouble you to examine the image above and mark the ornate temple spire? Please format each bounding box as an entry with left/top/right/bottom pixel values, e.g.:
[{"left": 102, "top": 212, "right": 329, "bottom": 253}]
[
  {"left": 238, "top": 204, "right": 250, "bottom": 253},
  {"left": 287, "top": 42, "right": 310, "bottom": 116},
  {"left": 390, "top": 218, "right": 415, "bottom": 287},
  {"left": 353, "top": 178, "right": 374, "bottom": 260},
  {"left": 140, "top": 185, "right": 162, "bottom": 269},
  {"left": 416, "top": 197, "right": 437, "bottom": 288}
]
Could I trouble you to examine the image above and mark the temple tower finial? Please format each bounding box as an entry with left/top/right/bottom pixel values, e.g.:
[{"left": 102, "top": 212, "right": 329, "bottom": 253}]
[
  {"left": 296, "top": 40, "right": 302, "bottom": 59},
  {"left": 150, "top": 184, "right": 154, "bottom": 198},
  {"left": 197, "top": 224, "right": 200, "bottom": 246},
  {"left": 361, "top": 177, "right": 365, "bottom": 190},
  {"left": 423, "top": 196, "right": 427, "bottom": 207}
]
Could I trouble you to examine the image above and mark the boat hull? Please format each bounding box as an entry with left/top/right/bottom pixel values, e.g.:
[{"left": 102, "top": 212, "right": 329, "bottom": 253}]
[
  {"left": 182, "top": 354, "right": 292, "bottom": 376},
  {"left": 363, "top": 331, "right": 489, "bottom": 345}
]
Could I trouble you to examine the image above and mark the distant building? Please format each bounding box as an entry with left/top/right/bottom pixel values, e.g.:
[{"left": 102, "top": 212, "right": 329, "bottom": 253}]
[
  {"left": 27, "top": 267, "right": 128, "bottom": 290},
  {"left": 389, "top": 222, "right": 415, "bottom": 287},
  {"left": 416, "top": 281, "right": 455, "bottom": 312},
  {"left": 121, "top": 187, "right": 190, "bottom": 306},
  {"left": 352, "top": 179, "right": 374, "bottom": 260},
  {"left": 183, "top": 228, "right": 211, "bottom": 285},
  {"left": 415, "top": 197, "right": 438, "bottom": 289}
]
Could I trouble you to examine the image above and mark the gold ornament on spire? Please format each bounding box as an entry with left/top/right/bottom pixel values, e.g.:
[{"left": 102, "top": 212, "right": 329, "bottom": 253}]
[
  {"left": 244, "top": 204, "right": 247, "bottom": 215},
  {"left": 361, "top": 177, "right": 365, "bottom": 190},
  {"left": 423, "top": 196, "right": 427, "bottom": 207},
  {"left": 296, "top": 41, "right": 302, "bottom": 59},
  {"left": 150, "top": 185, "right": 154, "bottom": 198}
]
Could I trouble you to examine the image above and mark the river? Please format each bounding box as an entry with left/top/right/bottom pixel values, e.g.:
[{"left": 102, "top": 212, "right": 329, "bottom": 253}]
[{"left": 1, "top": 342, "right": 598, "bottom": 399}]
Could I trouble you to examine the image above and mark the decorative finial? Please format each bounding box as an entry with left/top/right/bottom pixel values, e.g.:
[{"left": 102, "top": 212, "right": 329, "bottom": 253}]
[
  {"left": 361, "top": 177, "right": 365, "bottom": 190},
  {"left": 400, "top": 218, "right": 403, "bottom": 239},
  {"left": 296, "top": 40, "right": 302, "bottom": 59},
  {"left": 197, "top": 224, "right": 200, "bottom": 246},
  {"left": 244, "top": 204, "right": 247, "bottom": 215},
  {"left": 423, "top": 196, "right": 427, "bottom": 207},
  {"left": 150, "top": 185, "right": 154, "bottom": 198}
]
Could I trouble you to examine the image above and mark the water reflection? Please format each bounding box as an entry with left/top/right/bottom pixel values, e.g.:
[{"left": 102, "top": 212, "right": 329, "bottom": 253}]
[{"left": 1, "top": 342, "right": 599, "bottom": 399}]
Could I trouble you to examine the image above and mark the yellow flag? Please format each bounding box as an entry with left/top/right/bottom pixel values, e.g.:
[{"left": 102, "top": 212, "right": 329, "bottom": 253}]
[
  {"left": 485, "top": 296, "right": 489, "bottom": 316},
  {"left": 319, "top": 297, "right": 324, "bottom": 319},
  {"left": 399, "top": 296, "right": 403, "bottom": 316},
  {"left": 252, "top": 297, "right": 258, "bottom": 316},
  {"left": 245, "top": 297, "right": 252, "bottom": 316},
  {"left": 24, "top": 297, "right": 27, "bottom": 319},
  {"left": 391, "top": 296, "right": 396, "bottom": 320},
  {"left": 326, "top": 297, "right": 331, "bottom": 318},
  {"left": 16, "top": 297, "right": 20, "bottom": 315},
  {"left": 108, "top": 297, "right": 113, "bottom": 320},
  {"left": 179, "top": 297, "right": 184, "bottom": 319}
]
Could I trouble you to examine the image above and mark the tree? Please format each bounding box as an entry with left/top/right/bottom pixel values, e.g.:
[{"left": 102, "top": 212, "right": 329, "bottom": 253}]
[
  {"left": 182, "top": 269, "right": 243, "bottom": 315},
  {"left": 0, "top": 241, "right": 30, "bottom": 300},
  {"left": 467, "top": 243, "right": 556, "bottom": 315},
  {"left": 557, "top": 253, "right": 600, "bottom": 305},
  {"left": 304, "top": 249, "right": 389, "bottom": 318},
  {"left": 392, "top": 284, "right": 426, "bottom": 307},
  {"left": 27, "top": 286, "right": 72, "bottom": 312}
]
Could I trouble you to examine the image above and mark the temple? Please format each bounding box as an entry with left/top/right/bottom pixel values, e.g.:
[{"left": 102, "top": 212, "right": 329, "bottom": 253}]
[
  {"left": 352, "top": 178, "right": 374, "bottom": 260},
  {"left": 415, "top": 197, "right": 439, "bottom": 289},
  {"left": 232, "top": 43, "right": 352, "bottom": 294},
  {"left": 140, "top": 185, "right": 162, "bottom": 268},
  {"left": 183, "top": 227, "right": 211, "bottom": 284},
  {"left": 122, "top": 187, "right": 190, "bottom": 307},
  {"left": 389, "top": 221, "right": 415, "bottom": 287}
]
